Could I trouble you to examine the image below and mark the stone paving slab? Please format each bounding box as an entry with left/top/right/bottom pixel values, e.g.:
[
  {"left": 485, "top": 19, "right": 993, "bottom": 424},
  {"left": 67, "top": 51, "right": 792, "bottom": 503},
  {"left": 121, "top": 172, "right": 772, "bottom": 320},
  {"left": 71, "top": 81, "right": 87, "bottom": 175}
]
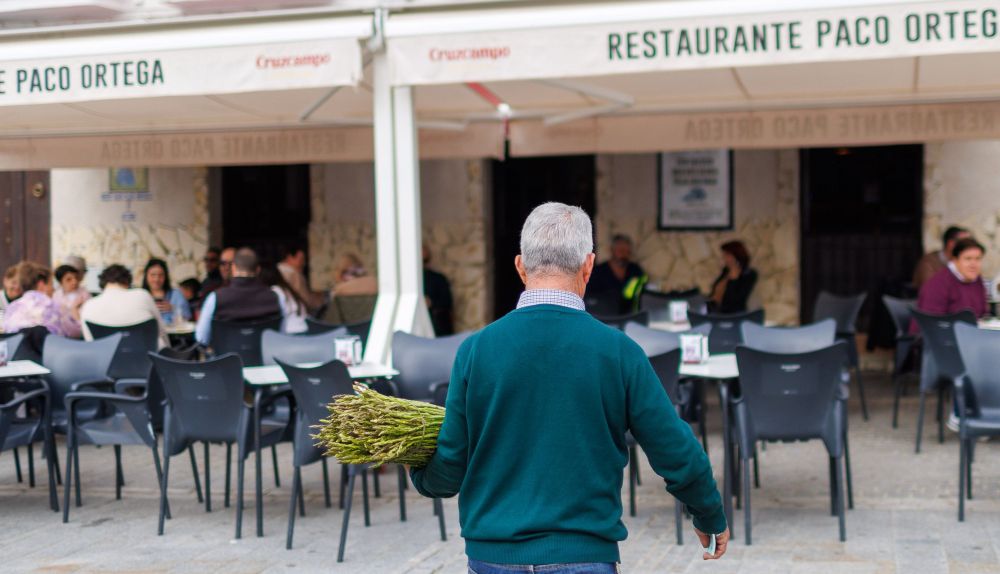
[{"left": 1, "top": 376, "right": 999, "bottom": 573}]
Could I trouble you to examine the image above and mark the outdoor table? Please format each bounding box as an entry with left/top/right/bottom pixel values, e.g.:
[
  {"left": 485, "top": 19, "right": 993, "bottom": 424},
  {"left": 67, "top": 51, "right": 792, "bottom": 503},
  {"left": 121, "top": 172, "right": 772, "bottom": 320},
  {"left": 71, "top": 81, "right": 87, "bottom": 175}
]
[
  {"left": 650, "top": 320, "right": 780, "bottom": 333},
  {"left": 242, "top": 361, "right": 399, "bottom": 537},
  {"left": 0, "top": 360, "right": 51, "bottom": 379},
  {"left": 678, "top": 353, "right": 739, "bottom": 535},
  {"left": 977, "top": 318, "right": 1000, "bottom": 331},
  {"left": 165, "top": 321, "right": 196, "bottom": 336}
]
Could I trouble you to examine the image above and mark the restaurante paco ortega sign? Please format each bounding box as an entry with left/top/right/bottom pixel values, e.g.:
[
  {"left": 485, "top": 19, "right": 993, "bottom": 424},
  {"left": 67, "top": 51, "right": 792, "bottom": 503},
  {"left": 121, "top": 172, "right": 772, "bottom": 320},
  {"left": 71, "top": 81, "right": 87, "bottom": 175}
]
[
  {"left": 0, "top": 39, "right": 360, "bottom": 106},
  {"left": 388, "top": 0, "right": 1000, "bottom": 85}
]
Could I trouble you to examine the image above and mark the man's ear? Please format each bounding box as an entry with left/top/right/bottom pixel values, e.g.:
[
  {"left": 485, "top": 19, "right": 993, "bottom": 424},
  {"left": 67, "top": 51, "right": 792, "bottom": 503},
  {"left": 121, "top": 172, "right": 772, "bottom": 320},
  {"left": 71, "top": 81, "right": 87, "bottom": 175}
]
[
  {"left": 581, "top": 253, "right": 596, "bottom": 284},
  {"left": 515, "top": 255, "right": 528, "bottom": 285}
]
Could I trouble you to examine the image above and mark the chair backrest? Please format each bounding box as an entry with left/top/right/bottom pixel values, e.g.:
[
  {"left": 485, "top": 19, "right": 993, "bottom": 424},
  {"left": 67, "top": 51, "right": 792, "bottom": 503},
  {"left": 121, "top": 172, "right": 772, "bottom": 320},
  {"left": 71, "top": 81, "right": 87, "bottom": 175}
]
[
  {"left": 145, "top": 345, "right": 199, "bottom": 431},
  {"left": 648, "top": 348, "right": 682, "bottom": 404},
  {"left": 954, "top": 323, "right": 1000, "bottom": 415},
  {"left": 688, "top": 309, "right": 765, "bottom": 354},
  {"left": 912, "top": 308, "right": 976, "bottom": 384},
  {"left": 42, "top": 334, "right": 122, "bottom": 412},
  {"left": 210, "top": 316, "right": 283, "bottom": 367},
  {"left": 305, "top": 317, "right": 343, "bottom": 335},
  {"left": 261, "top": 329, "right": 346, "bottom": 366},
  {"left": 813, "top": 291, "right": 867, "bottom": 335},
  {"left": 882, "top": 295, "right": 916, "bottom": 339},
  {"left": 740, "top": 319, "right": 836, "bottom": 354},
  {"left": 623, "top": 321, "right": 711, "bottom": 357},
  {"left": 391, "top": 330, "right": 474, "bottom": 400},
  {"left": 0, "top": 333, "right": 24, "bottom": 362},
  {"left": 86, "top": 319, "right": 160, "bottom": 380},
  {"left": 593, "top": 310, "right": 650, "bottom": 330},
  {"left": 735, "top": 342, "right": 847, "bottom": 442},
  {"left": 276, "top": 359, "right": 354, "bottom": 429},
  {"left": 150, "top": 352, "right": 246, "bottom": 445},
  {"left": 583, "top": 292, "right": 619, "bottom": 316}
]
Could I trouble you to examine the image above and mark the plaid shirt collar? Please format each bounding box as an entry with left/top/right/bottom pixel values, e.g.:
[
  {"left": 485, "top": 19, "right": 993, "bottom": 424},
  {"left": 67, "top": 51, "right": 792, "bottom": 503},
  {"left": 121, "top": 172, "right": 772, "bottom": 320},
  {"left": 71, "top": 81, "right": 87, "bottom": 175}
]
[{"left": 516, "top": 289, "right": 586, "bottom": 311}]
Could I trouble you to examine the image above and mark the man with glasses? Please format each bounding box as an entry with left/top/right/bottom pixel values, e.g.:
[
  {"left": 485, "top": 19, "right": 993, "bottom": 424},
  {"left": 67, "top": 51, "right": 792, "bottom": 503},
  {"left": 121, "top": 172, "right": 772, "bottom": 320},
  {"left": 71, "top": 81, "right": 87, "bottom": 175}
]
[{"left": 198, "top": 246, "right": 235, "bottom": 303}]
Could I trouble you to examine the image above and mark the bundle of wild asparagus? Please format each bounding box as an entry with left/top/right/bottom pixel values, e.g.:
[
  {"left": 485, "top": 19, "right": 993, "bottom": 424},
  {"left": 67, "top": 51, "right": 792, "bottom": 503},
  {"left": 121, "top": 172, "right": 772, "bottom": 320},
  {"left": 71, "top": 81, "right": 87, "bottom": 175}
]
[{"left": 313, "top": 384, "right": 445, "bottom": 467}]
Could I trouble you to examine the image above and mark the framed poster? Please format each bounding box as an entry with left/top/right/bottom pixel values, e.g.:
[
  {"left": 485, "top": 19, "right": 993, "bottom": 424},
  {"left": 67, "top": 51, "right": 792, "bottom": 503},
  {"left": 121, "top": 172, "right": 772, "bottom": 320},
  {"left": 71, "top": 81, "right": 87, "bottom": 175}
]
[{"left": 658, "top": 149, "right": 733, "bottom": 231}]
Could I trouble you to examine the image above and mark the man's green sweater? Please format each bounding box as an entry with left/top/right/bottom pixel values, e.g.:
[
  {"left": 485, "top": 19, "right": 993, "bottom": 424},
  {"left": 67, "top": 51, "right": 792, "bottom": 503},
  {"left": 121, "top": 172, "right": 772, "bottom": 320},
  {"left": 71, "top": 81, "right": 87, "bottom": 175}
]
[{"left": 410, "top": 304, "right": 726, "bottom": 565}]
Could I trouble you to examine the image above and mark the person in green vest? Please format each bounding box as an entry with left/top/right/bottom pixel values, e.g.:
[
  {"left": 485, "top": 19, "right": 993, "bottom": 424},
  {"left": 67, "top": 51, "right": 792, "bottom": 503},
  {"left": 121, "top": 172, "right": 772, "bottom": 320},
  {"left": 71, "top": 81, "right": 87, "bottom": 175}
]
[{"left": 410, "top": 202, "right": 729, "bottom": 573}]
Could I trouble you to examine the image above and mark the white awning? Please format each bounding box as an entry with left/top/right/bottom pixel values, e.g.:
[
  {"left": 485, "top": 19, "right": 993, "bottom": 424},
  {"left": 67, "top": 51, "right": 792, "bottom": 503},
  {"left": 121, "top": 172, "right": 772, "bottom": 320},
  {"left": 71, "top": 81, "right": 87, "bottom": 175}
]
[{"left": 0, "top": 15, "right": 370, "bottom": 138}]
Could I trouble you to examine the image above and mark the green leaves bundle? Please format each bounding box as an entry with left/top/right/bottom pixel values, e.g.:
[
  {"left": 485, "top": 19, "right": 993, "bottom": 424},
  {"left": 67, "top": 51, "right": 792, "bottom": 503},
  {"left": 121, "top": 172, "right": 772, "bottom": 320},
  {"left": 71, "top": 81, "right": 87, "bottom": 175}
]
[{"left": 313, "top": 385, "right": 445, "bottom": 467}]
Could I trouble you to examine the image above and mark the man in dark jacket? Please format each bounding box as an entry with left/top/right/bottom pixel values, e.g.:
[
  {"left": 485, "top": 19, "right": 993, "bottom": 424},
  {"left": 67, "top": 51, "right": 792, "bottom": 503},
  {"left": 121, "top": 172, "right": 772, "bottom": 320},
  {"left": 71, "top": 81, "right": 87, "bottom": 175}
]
[
  {"left": 587, "top": 234, "right": 646, "bottom": 314},
  {"left": 194, "top": 247, "right": 281, "bottom": 345}
]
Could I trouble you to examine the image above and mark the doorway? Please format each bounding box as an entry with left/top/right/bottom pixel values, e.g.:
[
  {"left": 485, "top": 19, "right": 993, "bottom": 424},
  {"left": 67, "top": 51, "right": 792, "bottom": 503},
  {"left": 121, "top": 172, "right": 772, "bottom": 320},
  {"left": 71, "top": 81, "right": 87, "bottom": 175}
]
[
  {"left": 221, "top": 164, "right": 310, "bottom": 265},
  {"left": 0, "top": 171, "right": 51, "bottom": 273},
  {"left": 799, "top": 145, "right": 924, "bottom": 327},
  {"left": 491, "top": 155, "right": 596, "bottom": 318}
]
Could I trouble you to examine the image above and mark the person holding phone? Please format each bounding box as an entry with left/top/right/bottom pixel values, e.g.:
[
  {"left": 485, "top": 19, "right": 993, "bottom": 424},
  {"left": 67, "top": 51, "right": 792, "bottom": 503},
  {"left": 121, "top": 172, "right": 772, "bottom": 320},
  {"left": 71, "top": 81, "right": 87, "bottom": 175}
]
[{"left": 142, "top": 258, "right": 191, "bottom": 325}]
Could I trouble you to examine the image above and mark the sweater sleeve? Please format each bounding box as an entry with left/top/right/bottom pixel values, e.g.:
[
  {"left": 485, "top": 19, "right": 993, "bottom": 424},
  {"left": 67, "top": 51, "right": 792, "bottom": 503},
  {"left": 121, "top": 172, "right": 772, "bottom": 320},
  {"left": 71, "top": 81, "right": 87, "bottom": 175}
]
[
  {"left": 623, "top": 340, "right": 728, "bottom": 535},
  {"left": 409, "top": 341, "right": 471, "bottom": 499}
]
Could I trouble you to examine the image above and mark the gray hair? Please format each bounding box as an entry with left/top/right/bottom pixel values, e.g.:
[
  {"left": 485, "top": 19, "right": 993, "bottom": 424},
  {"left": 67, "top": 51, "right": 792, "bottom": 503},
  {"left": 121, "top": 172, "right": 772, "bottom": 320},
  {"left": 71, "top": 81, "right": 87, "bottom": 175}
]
[{"left": 519, "top": 202, "right": 593, "bottom": 276}]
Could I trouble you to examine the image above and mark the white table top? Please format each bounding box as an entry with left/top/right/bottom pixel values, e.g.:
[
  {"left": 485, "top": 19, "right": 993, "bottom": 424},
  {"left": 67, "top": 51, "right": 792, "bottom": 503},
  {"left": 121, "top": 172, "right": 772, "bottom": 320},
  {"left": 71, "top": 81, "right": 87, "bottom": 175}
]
[
  {"left": 678, "top": 354, "right": 739, "bottom": 380},
  {"left": 0, "top": 360, "right": 51, "bottom": 379},
  {"left": 165, "top": 321, "right": 196, "bottom": 335},
  {"left": 243, "top": 362, "right": 399, "bottom": 386},
  {"left": 978, "top": 318, "right": 1000, "bottom": 331},
  {"left": 650, "top": 320, "right": 779, "bottom": 333}
]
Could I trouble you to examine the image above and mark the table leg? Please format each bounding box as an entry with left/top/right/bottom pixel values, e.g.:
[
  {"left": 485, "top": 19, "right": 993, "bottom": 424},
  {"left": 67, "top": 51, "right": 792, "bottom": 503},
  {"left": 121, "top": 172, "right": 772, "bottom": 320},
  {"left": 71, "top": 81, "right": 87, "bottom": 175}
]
[
  {"left": 254, "top": 388, "right": 263, "bottom": 538},
  {"left": 717, "top": 380, "right": 734, "bottom": 536}
]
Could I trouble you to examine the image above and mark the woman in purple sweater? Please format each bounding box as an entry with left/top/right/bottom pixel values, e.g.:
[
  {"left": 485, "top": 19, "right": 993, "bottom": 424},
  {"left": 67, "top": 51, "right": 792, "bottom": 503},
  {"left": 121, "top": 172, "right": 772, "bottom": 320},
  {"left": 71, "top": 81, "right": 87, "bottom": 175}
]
[{"left": 914, "top": 237, "right": 988, "bottom": 332}]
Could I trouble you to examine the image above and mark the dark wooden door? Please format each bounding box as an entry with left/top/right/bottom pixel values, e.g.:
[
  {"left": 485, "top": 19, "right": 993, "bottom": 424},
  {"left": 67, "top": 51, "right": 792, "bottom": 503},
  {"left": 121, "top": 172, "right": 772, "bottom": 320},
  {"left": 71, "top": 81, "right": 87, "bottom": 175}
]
[
  {"left": 491, "top": 155, "right": 596, "bottom": 319},
  {"left": 800, "top": 145, "right": 923, "bottom": 328},
  {"left": 0, "top": 171, "right": 51, "bottom": 272},
  {"left": 221, "top": 164, "right": 310, "bottom": 265}
]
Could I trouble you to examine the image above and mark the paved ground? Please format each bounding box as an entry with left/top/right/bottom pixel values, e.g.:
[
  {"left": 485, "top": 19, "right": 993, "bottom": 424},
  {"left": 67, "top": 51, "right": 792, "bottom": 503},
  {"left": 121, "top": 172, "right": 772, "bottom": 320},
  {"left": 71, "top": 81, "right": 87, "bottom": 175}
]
[{"left": 2, "top": 372, "right": 1000, "bottom": 573}]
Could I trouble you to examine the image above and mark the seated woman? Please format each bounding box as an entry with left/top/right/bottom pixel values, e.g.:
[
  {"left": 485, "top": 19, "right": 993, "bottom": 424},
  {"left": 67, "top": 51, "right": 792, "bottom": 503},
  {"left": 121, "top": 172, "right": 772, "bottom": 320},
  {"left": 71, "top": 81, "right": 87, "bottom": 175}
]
[
  {"left": 260, "top": 264, "right": 307, "bottom": 334},
  {"left": 52, "top": 264, "right": 90, "bottom": 338},
  {"left": 915, "top": 237, "right": 988, "bottom": 323},
  {"left": 2, "top": 261, "right": 78, "bottom": 337},
  {"left": 141, "top": 258, "right": 192, "bottom": 325},
  {"left": 707, "top": 240, "right": 758, "bottom": 314},
  {"left": 81, "top": 264, "right": 168, "bottom": 348}
]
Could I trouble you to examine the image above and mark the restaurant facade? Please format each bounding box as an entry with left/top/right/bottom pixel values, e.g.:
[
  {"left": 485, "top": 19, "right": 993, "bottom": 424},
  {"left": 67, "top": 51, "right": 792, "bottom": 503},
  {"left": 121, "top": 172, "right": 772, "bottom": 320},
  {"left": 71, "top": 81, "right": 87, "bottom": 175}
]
[{"left": 3, "top": 0, "right": 1000, "bottom": 362}]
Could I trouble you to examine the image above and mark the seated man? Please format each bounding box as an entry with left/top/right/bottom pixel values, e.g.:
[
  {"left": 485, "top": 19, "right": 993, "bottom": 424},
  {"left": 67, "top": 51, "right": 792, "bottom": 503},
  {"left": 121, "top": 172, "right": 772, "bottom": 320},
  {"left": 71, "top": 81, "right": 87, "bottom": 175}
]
[
  {"left": 195, "top": 247, "right": 282, "bottom": 346},
  {"left": 80, "top": 264, "right": 169, "bottom": 349},
  {"left": 913, "top": 226, "right": 970, "bottom": 289},
  {"left": 278, "top": 243, "right": 326, "bottom": 314},
  {"left": 586, "top": 234, "right": 646, "bottom": 314}
]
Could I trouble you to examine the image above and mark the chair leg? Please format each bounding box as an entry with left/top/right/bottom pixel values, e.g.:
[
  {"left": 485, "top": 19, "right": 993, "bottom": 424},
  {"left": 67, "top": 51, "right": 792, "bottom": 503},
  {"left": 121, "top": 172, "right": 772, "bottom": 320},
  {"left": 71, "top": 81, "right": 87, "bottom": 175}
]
[
  {"left": 836, "top": 455, "right": 846, "bottom": 542},
  {"left": 855, "top": 367, "right": 869, "bottom": 421},
  {"left": 339, "top": 464, "right": 347, "bottom": 509},
  {"left": 297, "top": 468, "right": 305, "bottom": 517},
  {"left": 966, "top": 440, "right": 973, "bottom": 500},
  {"left": 204, "top": 442, "right": 212, "bottom": 512},
  {"left": 337, "top": 470, "right": 357, "bottom": 563},
  {"left": 743, "top": 457, "right": 752, "bottom": 546},
  {"left": 361, "top": 469, "right": 371, "bottom": 527},
  {"left": 829, "top": 457, "right": 837, "bottom": 516},
  {"left": 699, "top": 415, "right": 709, "bottom": 455},
  {"left": 13, "top": 447, "right": 22, "bottom": 483},
  {"left": 322, "top": 458, "right": 332, "bottom": 509},
  {"left": 224, "top": 443, "right": 232, "bottom": 508},
  {"left": 62, "top": 434, "right": 74, "bottom": 523},
  {"left": 53, "top": 446, "right": 62, "bottom": 486},
  {"left": 397, "top": 465, "right": 407, "bottom": 522},
  {"left": 158, "top": 449, "right": 171, "bottom": 535},
  {"left": 958, "top": 438, "right": 967, "bottom": 522},
  {"left": 114, "top": 445, "right": 124, "bottom": 500},
  {"left": 286, "top": 465, "right": 300, "bottom": 550},
  {"left": 915, "top": 392, "right": 927, "bottom": 453},
  {"left": 845, "top": 435, "right": 854, "bottom": 510},
  {"left": 434, "top": 497, "right": 447, "bottom": 541},
  {"left": 43, "top": 428, "right": 59, "bottom": 512},
  {"left": 632, "top": 447, "right": 642, "bottom": 486},
  {"left": 373, "top": 466, "right": 381, "bottom": 498},
  {"left": 27, "top": 443, "right": 35, "bottom": 488},
  {"left": 752, "top": 446, "right": 760, "bottom": 489},
  {"left": 73, "top": 439, "right": 82, "bottom": 507},
  {"left": 892, "top": 374, "right": 903, "bottom": 429},
  {"left": 936, "top": 385, "right": 946, "bottom": 444},
  {"left": 674, "top": 500, "right": 683, "bottom": 546},
  {"left": 151, "top": 442, "right": 170, "bottom": 520},
  {"left": 235, "top": 451, "right": 246, "bottom": 540},
  {"left": 271, "top": 445, "right": 281, "bottom": 488},
  {"left": 628, "top": 454, "right": 637, "bottom": 517},
  {"left": 188, "top": 445, "right": 204, "bottom": 504}
]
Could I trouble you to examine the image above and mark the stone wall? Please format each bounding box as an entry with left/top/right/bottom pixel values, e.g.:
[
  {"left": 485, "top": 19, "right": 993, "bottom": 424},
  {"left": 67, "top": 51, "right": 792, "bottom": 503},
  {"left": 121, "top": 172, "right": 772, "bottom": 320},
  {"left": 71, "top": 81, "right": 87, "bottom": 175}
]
[
  {"left": 594, "top": 150, "right": 800, "bottom": 325},
  {"left": 50, "top": 167, "right": 210, "bottom": 289},
  {"left": 924, "top": 141, "right": 1000, "bottom": 278},
  {"left": 309, "top": 159, "right": 491, "bottom": 331}
]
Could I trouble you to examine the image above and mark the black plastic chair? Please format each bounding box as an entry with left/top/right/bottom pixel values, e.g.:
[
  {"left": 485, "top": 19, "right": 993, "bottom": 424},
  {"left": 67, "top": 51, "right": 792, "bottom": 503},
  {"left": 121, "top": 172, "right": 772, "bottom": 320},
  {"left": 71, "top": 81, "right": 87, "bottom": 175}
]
[
  {"left": 151, "top": 352, "right": 284, "bottom": 538},
  {"left": 2, "top": 328, "right": 43, "bottom": 363},
  {"left": 86, "top": 320, "right": 160, "bottom": 380},
  {"left": 740, "top": 320, "right": 836, "bottom": 354},
  {"left": 813, "top": 291, "right": 869, "bottom": 420},
  {"left": 733, "top": 343, "right": 850, "bottom": 544},
  {"left": 640, "top": 288, "right": 708, "bottom": 320},
  {"left": 911, "top": 309, "right": 976, "bottom": 453},
  {"left": 593, "top": 310, "right": 650, "bottom": 331},
  {"left": 261, "top": 329, "right": 346, "bottom": 366},
  {"left": 390, "top": 331, "right": 474, "bottom": 404},
  {"left": 583, "top": 292, "right": 620, "bottom": 316},
  {"left": 210, "top": 316, "right": 283, "bottom": 367},
  {"left": 688, "top": 309, "right": 765, "bottom": 355},
  {"left": 882, "top": 296, "right": 917, "bottom": 428},
  {"left": 953, "top": 323, "right": 1000, "bottom": 521},
  {"left": 623, "top": 321, "right": 711, "bottom": 357},
  {"left": 0, "top": 377, "right": 58, "bottom": 511},
  {"left": 42, "top": 334, "right": 122, "bottom": 435}
]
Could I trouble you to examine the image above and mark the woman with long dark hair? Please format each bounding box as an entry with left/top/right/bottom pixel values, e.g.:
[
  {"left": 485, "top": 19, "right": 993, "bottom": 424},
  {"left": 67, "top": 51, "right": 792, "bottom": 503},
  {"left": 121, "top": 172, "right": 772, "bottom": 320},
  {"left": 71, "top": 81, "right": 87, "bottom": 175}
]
[
  {"left": 260, "top": 263, "right": 309, "bottom": 334},
  {"left": 708, "top": 240, "right": 758, "bottom": 314},
  {"left": 142, "top": 258, "right": 192, "bottom": 324}
]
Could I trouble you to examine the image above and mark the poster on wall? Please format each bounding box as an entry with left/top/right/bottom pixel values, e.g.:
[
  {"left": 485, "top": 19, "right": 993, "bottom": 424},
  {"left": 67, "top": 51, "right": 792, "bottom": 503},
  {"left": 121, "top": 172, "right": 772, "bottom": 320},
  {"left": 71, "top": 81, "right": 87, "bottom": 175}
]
[
  {"left": 103, "top": 167, "right": 150, "bottom": 222},
  {"left": 658, "top": 149, "right": 733, "bottom": 231}
]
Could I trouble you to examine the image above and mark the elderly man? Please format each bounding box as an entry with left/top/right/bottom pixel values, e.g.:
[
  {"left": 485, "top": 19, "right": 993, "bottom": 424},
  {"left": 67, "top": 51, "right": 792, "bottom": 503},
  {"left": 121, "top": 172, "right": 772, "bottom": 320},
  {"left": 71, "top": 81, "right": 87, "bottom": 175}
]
[
  {"left": 195, "top": 247, "right": 281, "bottom": 346},
  {"left": 913, "top": 226, "right": 970, "bottom": 289},
  {"left": 410, "top": 203, "right": 728, "bottom": 572},
  {"left": 587, "top": 234, "right": 646, "bottom": 314}
]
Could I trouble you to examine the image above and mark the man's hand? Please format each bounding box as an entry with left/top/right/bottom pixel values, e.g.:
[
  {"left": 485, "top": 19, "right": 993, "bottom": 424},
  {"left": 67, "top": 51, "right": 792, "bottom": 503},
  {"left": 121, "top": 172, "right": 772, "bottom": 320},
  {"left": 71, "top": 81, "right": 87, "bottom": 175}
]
[{"left": 694, "top": 527, "right": 729, "bottom": 560}]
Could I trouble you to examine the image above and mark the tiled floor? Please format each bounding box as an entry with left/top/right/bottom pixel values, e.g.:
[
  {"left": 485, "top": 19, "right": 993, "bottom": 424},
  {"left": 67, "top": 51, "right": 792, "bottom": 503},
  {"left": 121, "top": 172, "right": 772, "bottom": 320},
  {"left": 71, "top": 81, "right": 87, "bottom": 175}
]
[{"left": 2, "top": 373, "right": 999, "bottom": 573}]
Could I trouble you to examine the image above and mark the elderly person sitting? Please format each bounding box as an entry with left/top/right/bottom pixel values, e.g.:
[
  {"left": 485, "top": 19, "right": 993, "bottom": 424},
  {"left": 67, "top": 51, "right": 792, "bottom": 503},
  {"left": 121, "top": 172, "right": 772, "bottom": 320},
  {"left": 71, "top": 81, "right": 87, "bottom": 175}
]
[
  {"left": 0, "top": 264, "right": 24, "bottom": 328},
  {"left": 915, "top": 237, "right": 988, "bottom": 329},
  {"left": 81, "top": 264, "right": 168, "bottom": 349},
  {"left": 409, "top": 202, "right": 729, "bottom": 572},
  {"left": 2, "top": 261, "right": 78, "bottom": 337},
  {"left": 195, "top": 247, "right": 282, "bottom": 346}
]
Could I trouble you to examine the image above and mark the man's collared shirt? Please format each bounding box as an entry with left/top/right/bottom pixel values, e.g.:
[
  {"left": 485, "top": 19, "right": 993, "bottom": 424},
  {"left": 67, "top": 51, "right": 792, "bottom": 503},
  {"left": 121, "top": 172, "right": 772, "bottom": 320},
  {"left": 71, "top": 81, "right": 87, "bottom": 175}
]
[{"left": 516, "top": 289, "right": 585, "bottom": 311}]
